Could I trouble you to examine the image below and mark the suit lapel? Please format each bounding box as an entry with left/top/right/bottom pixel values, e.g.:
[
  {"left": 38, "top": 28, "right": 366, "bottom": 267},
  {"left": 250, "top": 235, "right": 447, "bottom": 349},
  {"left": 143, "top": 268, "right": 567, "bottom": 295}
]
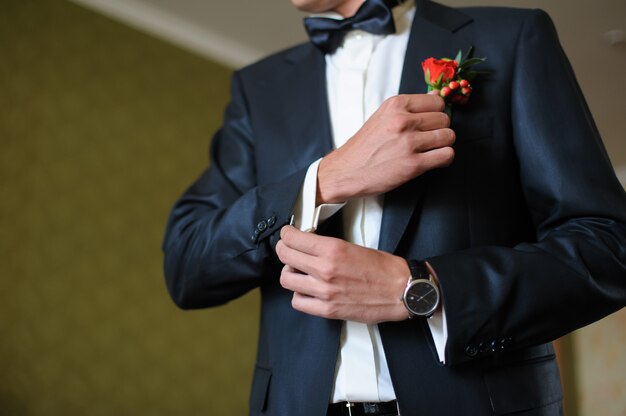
[
  {"left": 276, "top": 2, "right": 474, "bottom": 254},
  {"left": 399, "top": 0, "right": 473, "bottom": 95},
  {"left": 378, "top": 0, "right": 473, "bottom": 253},
  {"left": 281, "top": 45, "right": 334, "bottom": 172}
]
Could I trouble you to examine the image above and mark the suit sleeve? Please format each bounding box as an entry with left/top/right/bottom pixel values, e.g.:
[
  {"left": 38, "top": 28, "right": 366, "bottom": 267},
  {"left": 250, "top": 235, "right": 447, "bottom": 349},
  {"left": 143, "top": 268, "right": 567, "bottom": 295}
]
[
  {"left": 428, "top": 9, "right": 626, "bottom": 365},
  {"left": 162, "top": 71, "right": 307, "bottom": 309}
]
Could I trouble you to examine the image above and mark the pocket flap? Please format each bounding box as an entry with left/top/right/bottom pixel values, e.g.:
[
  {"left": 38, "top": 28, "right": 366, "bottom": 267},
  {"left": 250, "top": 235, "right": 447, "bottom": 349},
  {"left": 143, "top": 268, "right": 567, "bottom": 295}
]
[
  {"left": 484, "top": 355, "right": 562, "bottom": 414},
  {"left": 250, "top": 366, "right": 272, "bottom": 413}
]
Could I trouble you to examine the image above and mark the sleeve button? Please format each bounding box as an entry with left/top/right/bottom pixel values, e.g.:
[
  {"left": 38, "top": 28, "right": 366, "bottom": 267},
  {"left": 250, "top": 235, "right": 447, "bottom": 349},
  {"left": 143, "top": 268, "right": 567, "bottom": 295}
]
[
  {"left": 267, "top": 216, "right": 276, "bottom": 227},
  {"left": 465, "top": 344, "right": 478, "bottom": 357},
  {"left": 500, "top": 337, "right": 512, "bottom": 350},
  {"left": 257, "top": 220, "right": 268, "bottom": 232}
]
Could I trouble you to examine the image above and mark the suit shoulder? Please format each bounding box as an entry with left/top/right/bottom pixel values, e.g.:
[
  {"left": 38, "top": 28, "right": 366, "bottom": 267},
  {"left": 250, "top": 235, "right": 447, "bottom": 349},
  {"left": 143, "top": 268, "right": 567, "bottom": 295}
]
[
  {"left": 436, "top": 3, "right": 556, "bottom": 44},
  {"left": 423, "top": 1, "right": 554, "bottom": 40},
  {"left": 235, "top": 42, "right": 312, "bottom": 81},
  {"left": 457, "top": 5, "right": 553, "bottom": 27}
]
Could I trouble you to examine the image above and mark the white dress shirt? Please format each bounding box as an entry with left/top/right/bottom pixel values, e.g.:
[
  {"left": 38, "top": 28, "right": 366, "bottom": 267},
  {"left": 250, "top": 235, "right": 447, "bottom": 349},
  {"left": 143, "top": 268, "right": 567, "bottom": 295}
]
[{"left": 292, "top": 0, "right": 448, "bottom": 403}]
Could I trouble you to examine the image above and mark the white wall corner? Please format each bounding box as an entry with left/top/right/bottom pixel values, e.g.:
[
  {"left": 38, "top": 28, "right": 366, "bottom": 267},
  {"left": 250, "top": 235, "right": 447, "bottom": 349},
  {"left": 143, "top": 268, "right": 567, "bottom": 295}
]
[{"left": 68, "top": 0, "right": 263, "bottom": 69}]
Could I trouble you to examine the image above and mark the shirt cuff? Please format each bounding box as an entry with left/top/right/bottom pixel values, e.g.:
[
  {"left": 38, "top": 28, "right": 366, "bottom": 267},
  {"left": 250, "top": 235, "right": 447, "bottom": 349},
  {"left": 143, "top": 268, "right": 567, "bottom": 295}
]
[
  {"left": 427, "top": 306, "right": 448, "bottom": 364},
  {"left": 425, "top": 261, "right": 448, "bottom": 364},
  {"left": 292, "top": 158, "right": 345, "bottom": 232}
]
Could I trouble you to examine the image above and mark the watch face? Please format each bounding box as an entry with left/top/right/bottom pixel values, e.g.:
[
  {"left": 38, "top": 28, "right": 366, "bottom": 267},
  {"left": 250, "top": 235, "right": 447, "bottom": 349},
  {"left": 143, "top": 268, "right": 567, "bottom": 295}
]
[{"left": 404, "top": 280, "right": 439, "bottom": 317}]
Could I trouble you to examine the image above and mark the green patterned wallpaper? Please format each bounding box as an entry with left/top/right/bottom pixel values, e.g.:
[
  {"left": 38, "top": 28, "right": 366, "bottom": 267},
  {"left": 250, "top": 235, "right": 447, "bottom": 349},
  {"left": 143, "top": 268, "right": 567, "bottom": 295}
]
[{"left": 0, "top": 1, "right": 258, "bottom": 414}]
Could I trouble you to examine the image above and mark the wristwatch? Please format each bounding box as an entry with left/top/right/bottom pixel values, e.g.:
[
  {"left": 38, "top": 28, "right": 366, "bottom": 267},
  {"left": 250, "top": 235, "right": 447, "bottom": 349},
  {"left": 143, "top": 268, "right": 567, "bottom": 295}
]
[{"left": 402, "top": 260, "right": 440, "bottom": 318}]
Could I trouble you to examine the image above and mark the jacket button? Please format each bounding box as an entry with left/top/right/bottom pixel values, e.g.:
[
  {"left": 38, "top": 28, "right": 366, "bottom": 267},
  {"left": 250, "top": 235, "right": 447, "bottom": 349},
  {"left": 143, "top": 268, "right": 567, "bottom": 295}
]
[
  {"left": 478, "top": 342, "right": 489, "bottom": 354},
  {"left": 267, "top": 215, "right": 276, "bottom": 227},
  {"left": 465, "top": 344, "right": 478, "bottom": 357},
  {"left": 500, "top": 337, "right": 513, "bottom": 350},
  {"left": 257, "top": 220, "right": 268, "bottom": 232},
  {"left": 489, "top": 340, "right": 499, "bottom": 352}
]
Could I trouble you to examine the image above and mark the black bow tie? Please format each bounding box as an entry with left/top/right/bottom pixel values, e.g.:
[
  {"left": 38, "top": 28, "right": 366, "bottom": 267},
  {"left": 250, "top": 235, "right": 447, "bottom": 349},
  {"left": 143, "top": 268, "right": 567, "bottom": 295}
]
[{"left": 304, "top": 0, "right": 399, "bottom": 54}]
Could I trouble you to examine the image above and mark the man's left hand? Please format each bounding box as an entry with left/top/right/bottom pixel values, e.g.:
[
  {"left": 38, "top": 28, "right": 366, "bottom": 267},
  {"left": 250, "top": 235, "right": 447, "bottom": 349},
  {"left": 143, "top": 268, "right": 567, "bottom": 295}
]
[{"left": 275, "top": 226, "right": 410, "bottom": 324}]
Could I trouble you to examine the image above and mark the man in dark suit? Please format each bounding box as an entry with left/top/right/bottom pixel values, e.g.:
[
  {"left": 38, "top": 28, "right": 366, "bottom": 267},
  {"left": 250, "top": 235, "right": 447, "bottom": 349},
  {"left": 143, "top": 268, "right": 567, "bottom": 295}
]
[{"left": 163, "top": 0, "right": 626, "bottom": 414}]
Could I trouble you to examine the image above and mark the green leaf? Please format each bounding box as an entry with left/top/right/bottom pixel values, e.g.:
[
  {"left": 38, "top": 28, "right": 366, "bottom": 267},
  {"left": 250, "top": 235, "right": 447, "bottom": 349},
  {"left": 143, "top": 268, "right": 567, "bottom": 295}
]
[
  {"left": 454, "top": 50, "right": 463, "bottom": 64},
  {"left": 435, "top": 72, "right": 444, "bottom": 88},
  {"left": 462, "top": 46, "right": 474, "bottom": 62},
  {"left": 458, "top": 57, "right": 486, "bottom": 69},
  {"left": 424, "top": 68, "right": 431, "bottom": 85}
]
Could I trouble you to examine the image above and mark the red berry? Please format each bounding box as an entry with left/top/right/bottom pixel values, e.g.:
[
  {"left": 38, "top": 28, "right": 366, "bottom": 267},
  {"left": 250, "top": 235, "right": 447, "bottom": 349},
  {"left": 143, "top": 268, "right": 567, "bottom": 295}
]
[
  {"left": 462, "top": 87, "right": 472, "bottom": 96},
  {"left": 448, "top": 81, "right": 460, "bottom": 90},
  {"left": 440, "top": 86, "right": 452, "bottom": 97},
  {"left": 459, "top": 79, "right": 469, "bottom": 88}
]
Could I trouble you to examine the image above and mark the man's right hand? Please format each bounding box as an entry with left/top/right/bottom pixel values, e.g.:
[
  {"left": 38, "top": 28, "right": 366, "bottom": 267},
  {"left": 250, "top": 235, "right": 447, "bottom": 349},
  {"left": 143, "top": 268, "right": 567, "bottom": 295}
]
[{"left": 317, "top": 94, "right": 455, "bottom": 204}]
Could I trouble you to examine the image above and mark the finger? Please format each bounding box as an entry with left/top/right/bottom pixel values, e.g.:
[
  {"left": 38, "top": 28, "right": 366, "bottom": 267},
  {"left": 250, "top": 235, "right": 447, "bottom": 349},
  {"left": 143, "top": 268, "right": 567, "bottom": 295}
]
[
  {"left": 279, "top": 265, "right": 309, "bottom": 292},
  {"left": 283, "top": 264, "right": 301, "bottom": 274},
  {"left": 416, "top": 146, "right": 455, "bottom": 171},
  {"left": 406, "top": 111, "right": 450, "bottom": 131},
  {"left": 412, "top": 128, "right": 456, "bottom": 152},
  {"left": 291, "top": 292, "right": 338, "bottom": 320},
  {"left": 280, "top": 225, "right": 333, "bottom": 256},
  {"left": 401, "top": 94, "right": 445, "bottom": 113},
  {"left": 276, "top": 237, "right": 320, "bottom": 276},
  {"left": 280, "top": 266, "right": 333, "bottom": 300}
]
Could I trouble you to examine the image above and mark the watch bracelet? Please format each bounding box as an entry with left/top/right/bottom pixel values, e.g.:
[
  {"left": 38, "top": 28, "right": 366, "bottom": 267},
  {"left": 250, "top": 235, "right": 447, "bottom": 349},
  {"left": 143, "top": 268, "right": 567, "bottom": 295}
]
[{"left": 407, "top": 259, "right": 431, "bottom": 281}]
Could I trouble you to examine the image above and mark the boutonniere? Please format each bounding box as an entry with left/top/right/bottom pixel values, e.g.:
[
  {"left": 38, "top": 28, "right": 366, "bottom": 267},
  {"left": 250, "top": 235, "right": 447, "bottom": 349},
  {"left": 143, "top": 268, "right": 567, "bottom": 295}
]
[{"left": 422, "top": 47, "right": 486, "bottom": 115}]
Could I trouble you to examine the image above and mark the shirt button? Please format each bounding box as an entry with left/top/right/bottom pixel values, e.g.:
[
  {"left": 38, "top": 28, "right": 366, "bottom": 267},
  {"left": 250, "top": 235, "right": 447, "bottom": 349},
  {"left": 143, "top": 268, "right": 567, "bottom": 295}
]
[{"left": 257, "top": 220, "right": 268, "bottom": 232}]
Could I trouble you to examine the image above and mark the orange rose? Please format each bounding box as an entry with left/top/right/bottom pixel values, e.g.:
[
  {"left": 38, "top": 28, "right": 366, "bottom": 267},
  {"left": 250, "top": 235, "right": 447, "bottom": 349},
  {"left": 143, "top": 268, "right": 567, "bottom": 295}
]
[{"left": 422, "top": 58, "right": 458, "bottom": 86}]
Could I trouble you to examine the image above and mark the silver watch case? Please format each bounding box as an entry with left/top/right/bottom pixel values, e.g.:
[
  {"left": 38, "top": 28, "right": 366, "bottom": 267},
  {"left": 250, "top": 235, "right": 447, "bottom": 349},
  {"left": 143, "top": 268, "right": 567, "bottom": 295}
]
[{"left": 402, "top": 278, "right": 440, "bottom": 318}]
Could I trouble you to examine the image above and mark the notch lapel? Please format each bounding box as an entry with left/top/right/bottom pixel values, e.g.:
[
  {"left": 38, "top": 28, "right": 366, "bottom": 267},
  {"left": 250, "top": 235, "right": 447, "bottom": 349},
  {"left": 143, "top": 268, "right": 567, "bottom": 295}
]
[
  {"left": 378, "top": 0, "right": 473, "bottom": 253},
  {"left": 280, "top": 45, "right": 335, "bottom": 172}
]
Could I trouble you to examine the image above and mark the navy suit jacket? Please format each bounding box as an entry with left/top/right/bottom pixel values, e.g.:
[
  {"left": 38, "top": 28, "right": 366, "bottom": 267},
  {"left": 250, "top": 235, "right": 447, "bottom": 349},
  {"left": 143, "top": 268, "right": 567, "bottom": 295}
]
[{"left": 163, "top": 1, "right": 626, "bottom": 415}]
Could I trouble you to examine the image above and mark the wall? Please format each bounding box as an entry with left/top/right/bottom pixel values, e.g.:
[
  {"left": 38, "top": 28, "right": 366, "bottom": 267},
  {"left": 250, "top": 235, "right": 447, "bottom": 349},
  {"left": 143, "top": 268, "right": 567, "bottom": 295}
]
[
  {"left": 0, "top": 1, "right": 257, "bottom": 414},
  {"left": 0, "top": 1, "right": 623, "bottom": 415},
  {"left": 574, "top": 313, "right": 626, "bottom": 415}
]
